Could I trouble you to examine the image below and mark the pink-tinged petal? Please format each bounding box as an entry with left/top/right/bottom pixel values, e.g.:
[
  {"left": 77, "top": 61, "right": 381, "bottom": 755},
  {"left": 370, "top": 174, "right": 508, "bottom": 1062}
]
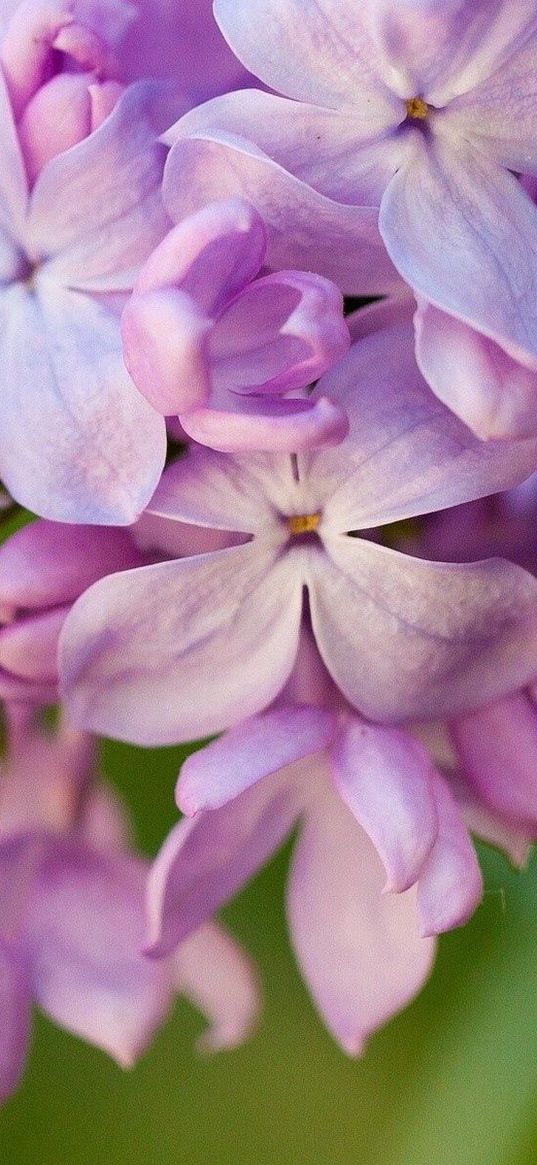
[
  {"left": 452, "top": 694, "right": 537, "bottom": 829},
  {"left": 330, "top": 718, "right": 437, "bottom": 893},
  {"left": 415, "top": 298, "right": 537, "bottom": 439},
  {"left": 180, "top": 395, "right": 348, "bottom": 454},
  {"left": 18, "top": 75, "right": 124, "bottom": 185},
  {"left": 0, "top": 283, "right": 166, "bottom": 523},
  {"left": 287, "top": 779, "right": 435, "bottom": 1055},
  {"left": 0, "top": 607, "right": 65, "bottom": 682},
  {"left": 174, "top": 922, "right": 261, "bottom": 1052},
  {"left": 307, "top": 318, "right": 537, "bottom": 531},
  {"left": 0, "top": 68, "right": 28, "bottom": 238},
  {"left": 148, "top": 444, "right": 297, "bottom": 533},
  {"left": 133, "top": 511, "right": 248, "bottom": 559},
  {"left": 135, "top": 199, "right": 267, "bottom": 312},
  {"left": 60, "top": 543, "right": 303, "bottom": 743},
  {"left": 211, "top": 270, "right": 349, "bottom": 396},
  {"left": 0, "top": 520, "right": 143, "bottom": 611},
  {"left": 27, "top": 83, "right": 169, "bottom": 291},
  {"left": 170, "top": 89, "right": 404, "bottom": 204},
  {"left": 417, "top": 773, "right": 483, "bottom": 936},
  {"left": 146, "top": 775, "right": 299, "bottom": 957},
  {"left": 29, "top": 846, "right": 173, "bottom": 1068},
  {"left": 380, "top": 133, "right": 537, "bottom": 366},
  {"left": 0, "top": 941, "right": 31, "bottom": 1105},
  {"left": 213, "top": 0, "right": 398, "bottom": 111},
  {"left": 178, "top": 706, "right": 337, "bottom": 815},
  {"left": 309, "top": 537, "right": 537, "bottom": 722},
  {"left": 163, "top": 134, "right": 400, "bottom": 296},
  {"left": 122, "top": 287, "right": 212, "bottom": 414},
  {"left": 363, "top": 0, "right": 537, "bottom": 103},
  {"left": 81, "top": 784, "right": 132, "bottom": 854},
  {"left": 444, "top": 34, "right": 537, "bottom": 173},
  {"left": 448, "top": 769, "right": 532, "bottom": 869}
]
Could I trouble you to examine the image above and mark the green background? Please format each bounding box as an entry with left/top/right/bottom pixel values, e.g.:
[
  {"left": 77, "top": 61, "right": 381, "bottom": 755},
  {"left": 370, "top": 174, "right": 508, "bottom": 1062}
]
[{"left": 2, "top": 733, "right": 537, "bottom": 1165}]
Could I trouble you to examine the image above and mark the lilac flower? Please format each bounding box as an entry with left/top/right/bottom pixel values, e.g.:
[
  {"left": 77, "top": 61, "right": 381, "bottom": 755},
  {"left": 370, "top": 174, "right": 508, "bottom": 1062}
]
[
  {"left": 164, "top": 0, "right": 537, "bottom": 362},
  {"left": 0, "top": 711, "right": 260, "bottom": 1103},
  {"left": 60, "top": 313, "right": 537, "bottom": 744},
  {"left": 0, "top": 0, "right": 169, "bottom": 522},
  {"left": 122, "top": 198, "right": 350, "bottom": 452}
]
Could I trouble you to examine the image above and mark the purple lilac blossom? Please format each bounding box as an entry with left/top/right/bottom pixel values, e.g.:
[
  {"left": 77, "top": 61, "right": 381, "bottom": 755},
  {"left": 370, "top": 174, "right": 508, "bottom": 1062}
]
[
  {"left": 60, "top": 312, "right": 537, "bottom": 744},
  {"left": 122, "top": 197, "right": 350, "bottom": 452}
]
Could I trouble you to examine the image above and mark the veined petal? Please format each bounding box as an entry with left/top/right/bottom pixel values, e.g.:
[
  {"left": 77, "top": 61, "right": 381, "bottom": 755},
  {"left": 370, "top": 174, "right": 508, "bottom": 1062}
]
[
  {"left": 287, "top": 778, "right": 435, "bottom": 1055},
  {"left": 178, "top": 706, "right": 337, "bottom": 815},
  {"left": 0, "top": 941, "right": 31, "bottom": 1104},
  {"left": 173, "top": 922, "right": 261, "bottom": 1052},
  {"left": 452, "top": 694, "right": 537, "bottom": 828},
  {"left": 306, "top": 318, "right": 537, "bottom": 531},
  {"left": 330, "top": 717, "right": 438, "bottom": 892},
  {"left": 146, "top": 775, "right": 299, "bottom": 957},
  {"left": 415, "top": 298, "right": 537, "bottom": 439},
  {"left": 380, "top": 133, "right": 537, "bottom": 365},
  {"left": 60, "top": 542, "right": 303, "bottom": 744},
  {"left": 309, "top": 537, "right": 537, "bottom": 722},
  {"left": 0, "top": 283, "right": 166, "bottom": 524},
  {"left": 214, "top": 0, "right": 399, "bottom": 111},
  {"left": 26, "top": 82, "right": 168, "bottom": 290},
  {"left": 163, "top": 134, "right": 400, "bottom": 296},
  {"left": 417, "top": 772, "right": 483, "bottom": 935},
  {"left": 29, "top": 846, "right": 173, "bottom": 1068}
]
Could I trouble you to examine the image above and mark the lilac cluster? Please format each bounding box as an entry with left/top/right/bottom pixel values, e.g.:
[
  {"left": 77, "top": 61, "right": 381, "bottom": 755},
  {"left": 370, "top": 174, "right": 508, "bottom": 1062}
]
[{"left": 2, "top": 0, "right": 537, "bottom": 1100}]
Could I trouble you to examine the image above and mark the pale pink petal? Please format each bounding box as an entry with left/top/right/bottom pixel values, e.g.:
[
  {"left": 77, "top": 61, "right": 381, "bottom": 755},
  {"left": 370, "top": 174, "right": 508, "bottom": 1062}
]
[
  {"left": 452, "top": 694, "right": 537, "bottom": 828},
  {"left": 309, "top": 537, "right": 537, "bottom": 722},
  {"left": 178, "top": 706, "right": 337, "bottom": 815},
  {"left": 27, "top": 83, "right": 168, "bottom": 291},
  {"left": 417, "top": 773, "right": 483, "bottom": 936},
  {"left": 60, "top": 543, "right": 302, "bottom": 743},
  {"left": 0, "top": 283, "right": 166, "bottom": 523},
  {"left": 29, "top": 846, "right": 173, "bottom": 1067},
  {"left": 415, "top": 298, "right": 537, "bottom": 439},
  {"left": 146, "top": 775, "right": 299, "bottom": 957},
  {"left": 174, "top": 922, "right": 261, "bottom": 1052},
  {"left": 448, "top": 769, "right": 532, "bottom": 869},
  {"left": 0, "top": 941, "right": 31, "bottom": 1104},
  {"left": 0, "top": 520, "right": 143, "bottom": 610},
  {"left": 163, "top": 134, "right": 400, "bottom": 295},
  {"left": 0, "top": 68, "right": 28, "bottom": 237},
  {"left": 0, "top": 606, "right": 65, "bottom": 681},
  {"left": 380, "top": 133, "right": 537, "bottom": 365},
  {"left": 308, "top": 318, "right": 537, "bottom": 531},
  {"left": 330, "top": 718, "right": 438, "bottom": 892},
  {"left": 122, "top": 287, "right": 212, "bottom": 414},
  {"left": 180, "top": 396, "right": 348, "bottom": 454},
  {"left": 287, "top": 780, "right": 436, "bottom": 1055}
]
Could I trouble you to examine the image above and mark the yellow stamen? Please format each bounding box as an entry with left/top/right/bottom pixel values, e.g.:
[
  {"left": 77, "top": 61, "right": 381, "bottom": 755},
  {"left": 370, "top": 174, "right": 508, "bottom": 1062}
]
[
  {"left": 288, "top": 513, "right": 321, "bottom": 536},
  {"left": 405, "top": 96, "right": 428, "bottom": 120}
]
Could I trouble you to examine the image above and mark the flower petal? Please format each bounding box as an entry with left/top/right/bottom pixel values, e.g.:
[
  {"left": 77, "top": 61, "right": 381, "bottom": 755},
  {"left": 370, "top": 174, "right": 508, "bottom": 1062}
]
[
  {"left": 0, "top": 67, "right": 28, "bottom": 237},
  {"left": 0, "top": 283, "right": 166, "bottom": 523},
  {"left": 146, "top": 775, "right": 299, "bottom": 957},
  {"left": 307, "top": 315, "right": 537, "bottom": 531},
  {"left": 180, "top": 396, "right": 348, "bottom": 454},
  {"left": 0, "top": 941, "right": 31, "bottom": 1105},
  {"left": 417, "top": 772, "right": 483, "bottom": 935},
  {"left": 29, "top": 845, "right": 173, "bottom": 1068},
  {"left": 452, "top": 693, "right": 537, "bottom": 828},
  {"left": 380, "top": 133, "right": 537, "bottom": 365},
  {"left": 287, "top": 776, "right": 435, "bottom": 1055},
  {"left": 330, "top": 717, "right": 438, "bottom": 892},
  {"left": 309, "top": 537, "right": 537, "bottom": 722},
  {"left": 178, "top": 706, "right": 337, "bottom": 815},
  {"left": 174, "top": 922, "right": 261, "bottom": 1052},
  {"left": 415, "top": 298, "right": 537, "bottom": 439},
  {"left": 60, "top": 542, "right": 303, "bottom": 743}
]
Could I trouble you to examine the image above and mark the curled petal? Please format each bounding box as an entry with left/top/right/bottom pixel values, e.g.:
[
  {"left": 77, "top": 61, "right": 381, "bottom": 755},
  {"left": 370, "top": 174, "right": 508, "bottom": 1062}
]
[
  {"left": 174, "top": 922, "right": 261, "bottom": 1052},
  {"left": 180, "top": 395, "right": 348, "bottom": 454},
  {"left": 417, "top": 773, "right": 483, "bottom": 936}
]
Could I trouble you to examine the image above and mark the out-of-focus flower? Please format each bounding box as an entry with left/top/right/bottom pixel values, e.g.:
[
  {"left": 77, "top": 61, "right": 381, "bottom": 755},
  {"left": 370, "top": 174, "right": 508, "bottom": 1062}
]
[
  {"left": 0, "top": 710, "right": 260, "bottom": 1103},
  {"left": 0, "top": 0, "right": 168, "bottom": 523},
  {"left": 60, "top": 312, "right": 537, "bottom": 744},
  {"left": 164, "top": 0, "right": 537, "bottom": 356},
  {"left": 122, "top": 198, "right": 350, "bottom": 452}
]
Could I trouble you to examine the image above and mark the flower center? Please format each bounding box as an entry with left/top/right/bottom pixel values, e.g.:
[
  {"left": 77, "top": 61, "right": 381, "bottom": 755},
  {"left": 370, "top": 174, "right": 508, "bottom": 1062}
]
[
  {"left": 405, "top": 96, "right": 429, "bottom": 120},
  {"left": 288, "top": 513, "right": 321, "bottom": 536}
]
